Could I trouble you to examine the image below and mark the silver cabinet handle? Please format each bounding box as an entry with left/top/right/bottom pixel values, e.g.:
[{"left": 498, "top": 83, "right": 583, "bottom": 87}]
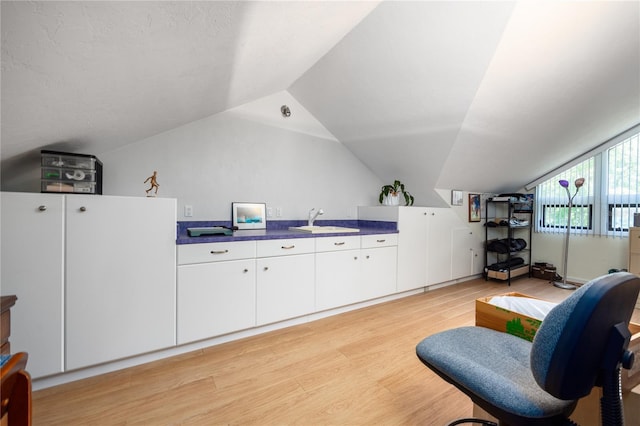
[
  {"left": 210, "top": 250, "right": 229, "bottom": 255},
  {"left": 38, "top": 205, "right": 47, "bottom": 211},
  {"left": 243, "top": 268, "right": 249, "bottom": 273},
  {"left": 79, "top": 206, "right": 87, "bottom": 212},
  {"left": 376, "top": 239, "right": 386, "bottom": 243},
  {"left": 366, "top": 255, "right": 370, "bottom": 259},
  {"left": 281, "top": 245, "right": 295, "bottom": 250},
  {"left": 334, "top": 242, "right": 345, "bottom": 246},
  {"left": 263, "top": 266, "right": 269, "bottom": 271},
  {"left": 354, "top": 256, "right": 358, "bottom": 260}
]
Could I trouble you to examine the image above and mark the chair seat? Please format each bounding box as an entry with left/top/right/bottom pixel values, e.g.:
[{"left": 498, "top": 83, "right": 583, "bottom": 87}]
[{"left": 416, "top": 326, "right": 576, "bottom": 424}]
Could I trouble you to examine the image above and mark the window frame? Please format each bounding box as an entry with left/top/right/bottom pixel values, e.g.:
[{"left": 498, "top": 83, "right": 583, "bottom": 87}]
[{"left": 534, "top": 125, "right": 639, "bottom": 237}]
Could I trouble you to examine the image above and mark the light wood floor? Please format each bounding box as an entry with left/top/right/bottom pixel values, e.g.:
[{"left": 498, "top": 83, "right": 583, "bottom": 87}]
[{"left": 32, "top": 277, "right": 640, "bottom": 425}]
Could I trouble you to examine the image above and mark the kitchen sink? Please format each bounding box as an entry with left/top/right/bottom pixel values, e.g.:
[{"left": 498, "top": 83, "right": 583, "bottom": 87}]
[{"left": 288, "top": 225, "right": 360, "bottom": 234}]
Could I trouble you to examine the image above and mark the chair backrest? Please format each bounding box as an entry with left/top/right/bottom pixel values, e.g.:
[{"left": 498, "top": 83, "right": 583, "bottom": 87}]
[
  {"left": 530, "top": 272, "right": 640, "bottom": 400},
  {"left": 0, "top": 352, "right": 31, "bottom": 426}
]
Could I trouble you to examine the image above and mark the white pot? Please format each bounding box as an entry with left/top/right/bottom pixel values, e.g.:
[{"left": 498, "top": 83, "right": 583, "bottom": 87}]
[{"left": 383, "top": 193, "right": 400, "bottom": 206}]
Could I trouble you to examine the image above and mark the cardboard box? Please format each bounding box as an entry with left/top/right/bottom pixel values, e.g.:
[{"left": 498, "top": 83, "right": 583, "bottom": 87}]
[
  {"left": 622, "top": 322, "right": 640, "bottom": 392},
  {"left": 476, "top": 292, "right": 544, "bottom": 342},
  {"left": 485, "top": 265, "right": 530, "bottom": 281}
]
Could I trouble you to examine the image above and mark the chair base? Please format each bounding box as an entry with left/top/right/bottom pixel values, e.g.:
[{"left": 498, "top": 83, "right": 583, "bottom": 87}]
[
  {"left": 553, "top": 280, "right": 577, "bottom": 290},
  {"left": 447, "top": 418, "right": 497, "bottom": 426}
]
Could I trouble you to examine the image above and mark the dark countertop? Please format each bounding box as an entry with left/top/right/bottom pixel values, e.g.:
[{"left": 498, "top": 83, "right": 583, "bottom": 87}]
[{"left": 176, "top": 219, "right": 397, "bottom": 245}]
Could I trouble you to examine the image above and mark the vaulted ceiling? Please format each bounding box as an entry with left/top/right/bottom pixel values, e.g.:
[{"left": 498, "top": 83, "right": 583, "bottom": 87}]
[{"left": 2, "top": 1, "right": 639, "bottom": 205}]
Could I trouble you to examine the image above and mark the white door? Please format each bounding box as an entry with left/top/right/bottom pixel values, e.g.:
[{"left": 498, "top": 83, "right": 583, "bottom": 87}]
[
  {"left": 256, "top": 254, "right": 315, "bottom": 325},
  {"left": 426, "top": 208, "right": 457, "bottom": 285},
  {"left": 65, "top": 195, "right": 176, "bottom": 370},
  {"left": 360, "top": 246, "right": 397, "bottom": 300},
  {"left": 315, "top": 249, "right": 361, "bottom": 311},
  {"left": 451, "top": 227, "right": 475, "bottom": 280},
  {"left": 1, "top": 192, "right": 65, "bottom": 378},
  {"left": 397, "top": 207, "right": 428, "bottom": 291},
  {"left": 177, "top": 259, "right": 256, "bottom": 344}
]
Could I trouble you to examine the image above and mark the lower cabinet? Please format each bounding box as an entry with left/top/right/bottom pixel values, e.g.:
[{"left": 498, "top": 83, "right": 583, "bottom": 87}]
[
  {"left": 316, "top": 235, "right": 398, "bottom": 311},
  {"left": 177, "top": 259, "right": 256, "bottom": 345},
  {"left": 316, "top": 247, "right": 362, "bottom": 311},
  {"left": 177, "top": 234, "right": 398, "bottom": 343},
  {"left": 256, "top": 238, "right": 316, "bottom": 325},
  {"left": 360, "top": 245, "right": 398, "bottom": 301},
  {"left": 176, "top": 241, "right": 257, "bottom": 345},
  {"left": 257, "top": 254, "right": 315, "bottom": 325}
]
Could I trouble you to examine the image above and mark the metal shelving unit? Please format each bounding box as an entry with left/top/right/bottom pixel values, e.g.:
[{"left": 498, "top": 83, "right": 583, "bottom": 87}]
[{"left": 484, "top": 197, "right": 534, "bottom": 285}]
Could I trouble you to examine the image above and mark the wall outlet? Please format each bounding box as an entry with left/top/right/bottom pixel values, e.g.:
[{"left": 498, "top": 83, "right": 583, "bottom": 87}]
[
  {"left": 184, "top": 205, "right": 193, "bottom": 217},
  {"left": 267, "top": 207, "right": 273, "bottom": 218},
  {"left": 276, "top": 207, "right": 282, "bottom": 217}
]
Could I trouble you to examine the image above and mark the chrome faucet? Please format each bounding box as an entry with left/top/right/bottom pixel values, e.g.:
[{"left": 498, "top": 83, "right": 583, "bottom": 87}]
[{"left": 308, "top": 208, "right": 324, "bottom": 226}]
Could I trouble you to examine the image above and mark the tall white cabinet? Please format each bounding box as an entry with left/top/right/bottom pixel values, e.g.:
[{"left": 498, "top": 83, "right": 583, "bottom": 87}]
[
  {"left": 1, "top": 192, "right": 65, "bottom": 378},
  {"left": 1, "top": 192, "right": 177, "bottom": 376},
  {"left": 64, "top": 195, "right": 176, "bottom": 370}
]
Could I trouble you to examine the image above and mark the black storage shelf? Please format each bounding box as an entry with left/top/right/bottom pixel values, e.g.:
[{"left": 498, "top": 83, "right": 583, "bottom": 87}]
[{"left": 484, "top": 198, "right": 534, "bottom": 285}]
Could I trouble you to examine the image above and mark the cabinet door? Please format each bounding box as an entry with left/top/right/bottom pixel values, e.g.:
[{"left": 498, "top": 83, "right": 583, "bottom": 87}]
[
  {"left": 316, "top": 249, "right": 361, "bottom": 311},
  {"left": 177, "top": 259, "right": 255, "bottom": 344},
  {"left": 397, "top": 207, "right": 428, "bottom": 291},
  {"left": 256, "top": 254, "right": 315, "bottom": 325},
  {"left": 65, "top": 195, "right": 176, "bottom": 370},
  {"left": 451, "top": 227, "right": 475, "bottom": 280},
  {"left": 426, "top": 208, "right": 457, "bottom": 285},
  {"left": 360, "top": 246, "right": 397, "bottom": 300},
  {"left": 0, "top": 192, "right": 64, "bottom": 378}
]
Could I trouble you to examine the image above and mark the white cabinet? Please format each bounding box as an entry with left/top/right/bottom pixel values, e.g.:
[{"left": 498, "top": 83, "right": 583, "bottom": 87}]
[
  {"left": 316, "top": 236, "right": 361, "bottom": 311},
  {"left": 0, "top": 192, "right": 65, "bottom": 378},
  {"left": 316, "top": 235, "right": 397, "bottom": 311},
  {"left": 256, "top": 239, "right": 315, "bottom": 325},
  {"left": 425, "top": 207, "right": 460, "bottom": 285},
  {"left": 65, "top": 195, "right": 177, "bottom": 370},
  {"left": 1, "top": 193, "right": 177, "bottom": 375},
  {"left": 396, "top": 207, "right": 429, "bottom": 291},
  {"left": 177, "top": 241, "right": 256, "bottom": 344},
  {"left": 359, "top": 206, "right": 480, "bottom": 291},
  {"left": 360, "top": 235, "right": 398, "bottom": 300}
]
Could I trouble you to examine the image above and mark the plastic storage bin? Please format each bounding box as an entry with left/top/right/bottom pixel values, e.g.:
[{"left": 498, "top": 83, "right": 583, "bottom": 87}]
[{"left": 41, "top": 150, "right": 103, "bottom": 194}]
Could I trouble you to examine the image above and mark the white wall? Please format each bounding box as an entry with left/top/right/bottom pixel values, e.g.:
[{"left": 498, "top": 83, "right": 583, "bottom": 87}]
[
  {"left": 532, "top": 232, "right": 628, "bottom": 284},
  {"left": 99, "top": 93, "right": 383, "bottom": 221}
]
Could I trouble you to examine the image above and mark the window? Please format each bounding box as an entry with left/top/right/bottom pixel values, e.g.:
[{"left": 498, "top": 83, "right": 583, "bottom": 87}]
[
  {"left": 606, "top": 132, "right": 640, "bottom": 232},
  {"left": 534, "top": 126, "right": 639, "bottom": 237},
  {"left": 536, "top": 158, "right": 595, "bottom": 235}
]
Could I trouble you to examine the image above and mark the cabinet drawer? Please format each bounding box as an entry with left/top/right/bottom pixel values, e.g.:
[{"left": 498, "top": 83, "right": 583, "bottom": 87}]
[
  {"left": 178, "top": 241, "right": 256, "bottom": 265},
  {"left": 361, "top": 234, "right": 398, "bottom": 249},
  {"left": 256, "top": 238, "right": 315, "bottom": 257},
  {"left": 315, "top": 235, "right": 360, "bottom": 252}
]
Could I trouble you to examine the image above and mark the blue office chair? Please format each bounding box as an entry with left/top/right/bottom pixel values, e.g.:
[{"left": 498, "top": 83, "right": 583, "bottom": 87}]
[{"left": 416, "top": 272, "right": 640, "bottom": 426}]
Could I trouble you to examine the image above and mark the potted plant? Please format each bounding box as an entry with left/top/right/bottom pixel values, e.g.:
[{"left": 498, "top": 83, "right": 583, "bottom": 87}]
[{"left": 379, "top": 180, "right": 414, "bottom": 206}]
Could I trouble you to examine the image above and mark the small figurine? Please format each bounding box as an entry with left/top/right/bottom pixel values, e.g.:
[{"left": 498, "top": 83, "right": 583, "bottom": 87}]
[{"left": 144, "top": 171, "right": 160, "bottom": 197}]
